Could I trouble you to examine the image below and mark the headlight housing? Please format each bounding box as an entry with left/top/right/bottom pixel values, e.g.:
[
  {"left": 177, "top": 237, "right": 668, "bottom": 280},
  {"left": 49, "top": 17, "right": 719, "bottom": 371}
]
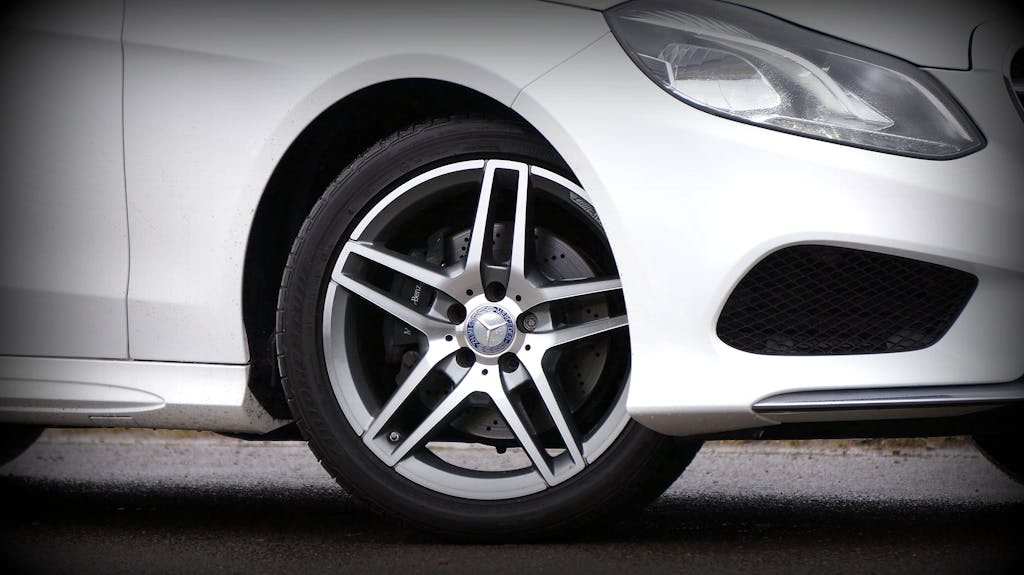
[{"left": 606, "top": 0, "right": 984, "bottom": 159}]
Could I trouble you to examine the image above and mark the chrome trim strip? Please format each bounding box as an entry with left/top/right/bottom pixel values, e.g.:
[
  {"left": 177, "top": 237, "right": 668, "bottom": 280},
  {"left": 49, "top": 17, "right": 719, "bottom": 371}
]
[{"left": 753, "top": 380, "right": 1024, "bottom": 413}]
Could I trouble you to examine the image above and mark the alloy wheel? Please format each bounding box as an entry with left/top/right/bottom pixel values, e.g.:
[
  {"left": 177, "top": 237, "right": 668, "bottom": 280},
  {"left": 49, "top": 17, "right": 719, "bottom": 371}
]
[{"left": 322, "top": 159, "right": 631, "bottom": 499}]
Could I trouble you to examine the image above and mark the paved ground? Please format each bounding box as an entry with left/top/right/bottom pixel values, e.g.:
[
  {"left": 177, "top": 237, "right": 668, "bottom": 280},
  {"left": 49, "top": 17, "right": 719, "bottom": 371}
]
[{"left": 1, "top": 430, "right": 1022, "bottom": 574}]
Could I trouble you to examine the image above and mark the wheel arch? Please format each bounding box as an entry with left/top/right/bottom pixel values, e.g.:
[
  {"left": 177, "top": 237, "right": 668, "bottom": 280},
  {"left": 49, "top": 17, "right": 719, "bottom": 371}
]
[{"left": 241, "top": 79, "right": 558, "bottom": 418}]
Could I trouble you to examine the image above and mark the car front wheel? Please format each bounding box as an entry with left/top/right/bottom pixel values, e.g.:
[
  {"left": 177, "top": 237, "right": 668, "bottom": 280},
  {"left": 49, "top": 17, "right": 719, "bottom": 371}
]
[{"left": 276, "top": 117, "right": 700, "bottom": 539}]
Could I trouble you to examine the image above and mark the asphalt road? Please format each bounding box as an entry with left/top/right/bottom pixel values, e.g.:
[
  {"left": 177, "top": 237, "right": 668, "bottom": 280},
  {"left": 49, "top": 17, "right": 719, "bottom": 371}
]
[{"left": 1, "top": 430, "right": 1022, "bottom": 575}]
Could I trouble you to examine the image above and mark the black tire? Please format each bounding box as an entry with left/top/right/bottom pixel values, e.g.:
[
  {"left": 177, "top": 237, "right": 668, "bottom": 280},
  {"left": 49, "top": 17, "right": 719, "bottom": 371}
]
[
  {"left": 0, "top": 425, "right": 43, "bottom": 466},
  {"left": 276, "top": 116, "right": 700, "bottom": 540},
  {"left": 973, "top": 432, "right": 1024, "bottom": 484}
]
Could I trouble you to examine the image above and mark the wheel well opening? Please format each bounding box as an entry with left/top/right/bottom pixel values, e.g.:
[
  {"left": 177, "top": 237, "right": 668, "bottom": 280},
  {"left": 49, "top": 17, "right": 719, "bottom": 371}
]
[{"left": 242, "top": 79, "right": 545, "bottom": 418}]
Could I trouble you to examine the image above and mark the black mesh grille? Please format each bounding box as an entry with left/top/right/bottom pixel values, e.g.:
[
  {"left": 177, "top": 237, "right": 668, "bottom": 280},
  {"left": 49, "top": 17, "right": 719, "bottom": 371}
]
[{"left": 717, "top": 245, "right": 978, "bottom": 355}]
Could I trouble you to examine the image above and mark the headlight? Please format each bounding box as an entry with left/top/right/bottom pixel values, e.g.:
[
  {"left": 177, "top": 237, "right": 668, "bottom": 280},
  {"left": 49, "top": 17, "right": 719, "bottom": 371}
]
[{"left": 606, "top": 0, "right": 984, "bottom": 159}]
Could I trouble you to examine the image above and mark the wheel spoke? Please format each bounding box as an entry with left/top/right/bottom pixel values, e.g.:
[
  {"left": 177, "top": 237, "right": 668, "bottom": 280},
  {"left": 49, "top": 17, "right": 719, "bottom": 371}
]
[
  {"left": 507, "top": 163, "right": 531, "bottom": 281},
  {"left": 490, "top": 384, "right": 557, "bottom": 486},
  {"left": 521, "top": 277, "right": 622, "bottom": 310},
  {"left": 384, "top": 384, "right": 472, "bottom": 467},
  {"left": 362, "top": 345, "right": 458, "bottom": 453},
  {"left": 462, "top": 162, "right": 499, "bottom": 278},
  {"left": 534, "top": 314, "right": 628, "bottom": 350},
  {"left": 463, "top": 161, "right": 531, "bottom": 292},
  {"left": 332, "top": 273, "right": 451, "bottom": 336},
  {"left": 343, "top": 241, "right": 454, "bottom": 294},
  {"left": 520, "top": 357, "right": 585, "bottom": 469}
]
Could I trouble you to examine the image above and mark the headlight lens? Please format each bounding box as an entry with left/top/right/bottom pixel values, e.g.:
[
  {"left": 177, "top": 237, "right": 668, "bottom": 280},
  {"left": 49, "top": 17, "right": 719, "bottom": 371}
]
[{"left": 606, "top": 0, "right": 984, "bottom": 159}]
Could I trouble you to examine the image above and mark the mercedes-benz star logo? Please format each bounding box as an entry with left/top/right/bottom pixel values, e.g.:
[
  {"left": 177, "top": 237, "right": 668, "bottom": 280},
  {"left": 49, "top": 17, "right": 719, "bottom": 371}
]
[{"left": 466, "top": 306, "right": 515, "bottom": 355}]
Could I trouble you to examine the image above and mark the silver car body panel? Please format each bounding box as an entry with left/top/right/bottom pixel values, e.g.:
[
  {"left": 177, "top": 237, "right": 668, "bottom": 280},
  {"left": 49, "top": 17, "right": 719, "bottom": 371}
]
[{"left": 0, "top": 1, "right": 1021, "bottom": 437}]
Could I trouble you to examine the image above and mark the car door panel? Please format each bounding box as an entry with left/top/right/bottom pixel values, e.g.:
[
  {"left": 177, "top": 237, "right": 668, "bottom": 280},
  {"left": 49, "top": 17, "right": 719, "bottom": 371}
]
[{"left": 0, "top": 0, "right": 129, "bottom": 359}]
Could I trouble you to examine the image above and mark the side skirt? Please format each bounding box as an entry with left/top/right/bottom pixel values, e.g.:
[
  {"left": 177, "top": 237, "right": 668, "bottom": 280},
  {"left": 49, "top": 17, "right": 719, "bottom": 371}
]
[{"left": 0, "top": 356, "right": 291, "bottom": 434}]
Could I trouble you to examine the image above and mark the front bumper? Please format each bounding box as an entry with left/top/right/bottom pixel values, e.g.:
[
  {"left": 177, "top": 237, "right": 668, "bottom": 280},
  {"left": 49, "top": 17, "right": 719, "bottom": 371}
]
[{"left": 514, "top": 21, "right": 1024, "bottom": 436}]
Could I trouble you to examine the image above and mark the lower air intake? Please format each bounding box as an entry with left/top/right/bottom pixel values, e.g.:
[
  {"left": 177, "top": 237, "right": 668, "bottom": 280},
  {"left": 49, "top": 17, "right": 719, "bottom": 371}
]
[{"left": 717, "top": 245, "right": 978, "bottom": 355}]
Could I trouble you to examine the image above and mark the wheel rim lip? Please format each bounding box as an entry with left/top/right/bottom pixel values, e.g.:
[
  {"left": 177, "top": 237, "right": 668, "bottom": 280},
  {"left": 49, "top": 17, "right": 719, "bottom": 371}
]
[
  {"left": 320, "top": 159, "right": 630, "bottom": 500},
  {"left": 348, "top": 160, "right": 487, "bottom": 242}
]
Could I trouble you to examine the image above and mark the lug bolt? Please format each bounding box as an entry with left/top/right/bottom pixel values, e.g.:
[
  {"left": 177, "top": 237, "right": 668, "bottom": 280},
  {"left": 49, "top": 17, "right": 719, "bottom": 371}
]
[
  {"left": 500, "top": 354, "right": 520, "bottom": 373},
  {"left": 456, "top": 348, "right": 476, "bottom": 368},
  {"left": 484, "top": 281, "right": 506, "bottom": 302},
  {"left": 521, "top": 313, "right": 538, "bottom": 332},
  {"left": 447, "top": 304, "right": 466, "bottom": 324},
  {"left": 388, "top": 431, "right": 402, "bottom": 443}
]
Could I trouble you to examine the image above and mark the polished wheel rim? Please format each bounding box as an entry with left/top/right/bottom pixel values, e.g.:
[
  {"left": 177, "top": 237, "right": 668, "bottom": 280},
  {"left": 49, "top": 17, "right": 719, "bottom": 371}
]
[{"left": 322, "top": 159, "right": 630, "bottom": 499}]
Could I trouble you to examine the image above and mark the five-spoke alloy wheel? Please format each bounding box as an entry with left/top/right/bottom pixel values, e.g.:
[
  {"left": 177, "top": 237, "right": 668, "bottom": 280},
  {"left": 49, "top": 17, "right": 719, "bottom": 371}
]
[{"left": 277, "top": 117, "right": 699, "bottom": 539}]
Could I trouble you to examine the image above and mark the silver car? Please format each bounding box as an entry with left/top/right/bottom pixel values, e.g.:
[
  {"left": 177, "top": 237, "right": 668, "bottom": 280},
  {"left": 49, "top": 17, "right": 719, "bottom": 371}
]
[{"left": 1, "top": 0, "right": 1022, "bottom": 539}]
